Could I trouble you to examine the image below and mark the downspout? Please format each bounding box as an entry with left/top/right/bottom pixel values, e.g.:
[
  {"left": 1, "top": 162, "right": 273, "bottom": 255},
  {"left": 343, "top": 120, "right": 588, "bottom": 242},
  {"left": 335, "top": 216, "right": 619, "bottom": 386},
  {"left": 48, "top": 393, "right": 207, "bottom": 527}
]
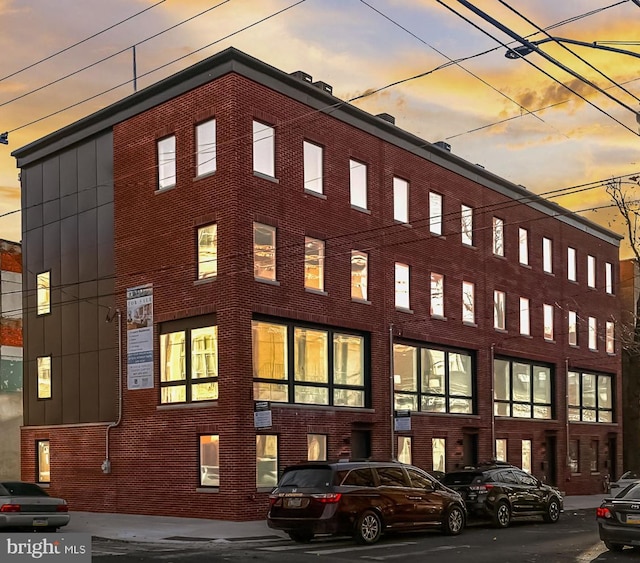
[
  {"left": 565, "top": 358, "right": 570, "bottom": 469},
  {"left": 389, "top": 323, "right": 395, "bottom": 461},
  {"left": 490, "top": 344, "right": 495, "bottom": 458},
  {"left": 102, "top": 308, "right": 123, "bottom": 474}
]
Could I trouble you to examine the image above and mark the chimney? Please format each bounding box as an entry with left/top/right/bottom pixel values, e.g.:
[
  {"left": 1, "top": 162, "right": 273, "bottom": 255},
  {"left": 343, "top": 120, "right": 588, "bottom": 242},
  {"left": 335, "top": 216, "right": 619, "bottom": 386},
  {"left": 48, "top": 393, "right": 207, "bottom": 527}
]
[
  {"left": 433, "top": 141, "right": 451, "bottom": 152},
  {"left": 313, "top": 80, "right": 333, "bottom": 94},
  {"left": 290, "top": 70, "right": 313, "bottom": 84},
  {"left": 376, "top": 113, "right": 395, "bottom": 125}
]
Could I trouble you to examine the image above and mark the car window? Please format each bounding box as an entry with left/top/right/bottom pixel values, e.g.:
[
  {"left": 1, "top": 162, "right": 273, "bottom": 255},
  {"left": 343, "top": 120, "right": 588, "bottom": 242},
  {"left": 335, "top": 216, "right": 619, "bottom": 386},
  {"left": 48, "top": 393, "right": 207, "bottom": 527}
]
[
  {"left": 340, "top": 468, "right": 376, "bottom": 487},
  {"left": 0, "top": 482, "right": 49, "bottom": 496},
  {"left": 406, "top": 468, "right": 434, "bottom": 489},
  {"left": 496, "top": 470, "right": 520, "bottom": 485},
  {"left": 376, "top": 467, "right": 409, "bottom": 487},
  {"left": 441, "top": 472, "right": 482, "bottom": 486},
  {"left": 515, "top": 471, "right": 538, "bottom": 487},
  {"left": 278, "top": 468, "right": 334, "bottom": 488},
  {"left": 621, "top": 471, "right": 640, "bottom": 480},
  {"left": 621, "top": 483, "right": 640, "bottom": 499}
]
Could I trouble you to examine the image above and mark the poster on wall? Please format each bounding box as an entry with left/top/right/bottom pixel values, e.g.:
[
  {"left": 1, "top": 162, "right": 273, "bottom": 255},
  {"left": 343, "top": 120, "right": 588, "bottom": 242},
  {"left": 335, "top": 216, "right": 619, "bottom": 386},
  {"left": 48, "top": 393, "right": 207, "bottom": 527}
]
[{"left": 126, "top": 283, "right": 154, "bottom": 390}]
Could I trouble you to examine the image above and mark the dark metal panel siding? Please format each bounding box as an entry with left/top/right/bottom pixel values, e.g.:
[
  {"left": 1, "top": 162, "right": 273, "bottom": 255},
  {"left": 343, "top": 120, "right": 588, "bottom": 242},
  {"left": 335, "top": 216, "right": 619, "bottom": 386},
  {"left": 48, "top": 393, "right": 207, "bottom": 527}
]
[
  {"left": 78, "top": 208, "right": 97, "bottom": 283},
  {"left": 24, "top": 165, "right": 43, "bottom": 233},
  {"left": 78, "top": 141, "right": 97, "bottom": 214},
  {"left": 59, "top": 150, "right": 77, "bottom": 197},
  {"left": 79, "top": 351, "right": 100, "bottom": 422},
  {"left": 96, "top": 134, "right": 113, "bottom": 207},
  {"left": 42, "top": 158, "right": 60, "bottom": 226},
  {"left": 61, "top": 353, "right": 80, "bottom": 424},
  {"left": 60, "top": 216, "right": 78, "bottom": 287},
  {"left": 78, "top": 281, "right": 98, "bottom": 354},
  {"left": 61, "top": 290, "right": 79, "bottom": 357},
  {"left": 46, "top": 355, "right": 63, "bottom": 424},
  {"left": 97, "top": 202, "right": 114, "bottom": 282}
]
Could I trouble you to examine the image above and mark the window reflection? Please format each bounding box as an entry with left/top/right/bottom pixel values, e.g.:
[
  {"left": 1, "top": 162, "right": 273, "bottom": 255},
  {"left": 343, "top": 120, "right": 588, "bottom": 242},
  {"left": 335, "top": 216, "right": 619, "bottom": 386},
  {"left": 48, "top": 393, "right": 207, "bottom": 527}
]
[
  {"left": 256, "top": 435, "right": 278, "bottom": 487},
  {"left": 493, "top": 359, "right": 552, "bottom": 420},
  {"left": 196, "top": 119, "right": 216, "bottom": 176},
  {"left": 37, "top": 271, "right": 50, "bottom": 315},
  {"left": 37, "top": 356, "right": 52, "bottom": 399},
  {"left": 253, "top": 223, "right": 276, "bottom": 281},
  {"left": 351, "top": 251, "right": 368, "bottom": 301},
  {"left": 200, "top": 435, "right": 219, "bottom": 487},
  {"left": 197, "top": 224, "right": 217, "bottom": 279}
]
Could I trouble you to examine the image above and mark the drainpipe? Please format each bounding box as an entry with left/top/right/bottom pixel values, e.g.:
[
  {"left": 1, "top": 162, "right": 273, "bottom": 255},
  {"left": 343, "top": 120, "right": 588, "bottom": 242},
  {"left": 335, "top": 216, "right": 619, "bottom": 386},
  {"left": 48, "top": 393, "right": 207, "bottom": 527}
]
[
  {"left": 389, "top": 323, "right": 395, "bottom": 461},
  {"left": 102, "top": 308, "right": 122, "bottom": 474},
  {"left": 565, "top": 358, "right": 570, "bottom": 469},
  {"left": 490, "top": 344, "right": 495, "bottom": 458}
]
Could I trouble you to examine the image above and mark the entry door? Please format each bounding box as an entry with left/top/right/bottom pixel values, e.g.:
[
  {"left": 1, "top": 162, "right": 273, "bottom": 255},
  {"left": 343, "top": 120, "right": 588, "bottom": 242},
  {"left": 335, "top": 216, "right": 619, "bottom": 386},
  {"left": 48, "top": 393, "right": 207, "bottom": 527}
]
[
  {"left": 463, "top": 434, "right": 478, "bottom": 467},
  {"left": 608, "top": 437, "right": 617, "bottom": 481},
  {"left": 546, "top": 436, "right": 557, "bottom": 486},
  {"left": 351, "top": 430, "right": 371, "bottom": 460}
]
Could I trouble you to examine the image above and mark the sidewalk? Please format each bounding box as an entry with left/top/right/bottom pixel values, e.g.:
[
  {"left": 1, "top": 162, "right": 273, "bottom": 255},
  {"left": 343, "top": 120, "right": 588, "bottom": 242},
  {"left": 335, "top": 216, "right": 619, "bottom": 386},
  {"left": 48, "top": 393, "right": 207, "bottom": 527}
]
[{"left": 63, "top": 494, "right": 608, "bottom": 543}]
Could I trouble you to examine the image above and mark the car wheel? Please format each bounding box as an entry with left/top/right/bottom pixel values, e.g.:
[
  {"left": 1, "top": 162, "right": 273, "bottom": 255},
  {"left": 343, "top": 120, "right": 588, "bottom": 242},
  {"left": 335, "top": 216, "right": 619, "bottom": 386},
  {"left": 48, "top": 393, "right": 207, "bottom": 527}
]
[
  {"left": 542, "top": 497, "right": 560, "bottom": 523},
  {"left": 492, "top": 501, "right": 511, "bottom": 528},
  {"left": 442, "top": 504, "right": 465, "bottom": 535},
  {"left": 354, "top": 510, "right": 382, "bottom": 545},
  {"left": 288, "top": 530, "right": 314, "bottom": 543},
  {"left": 604, "top": 541, "right": 624, "bottom": 552}
]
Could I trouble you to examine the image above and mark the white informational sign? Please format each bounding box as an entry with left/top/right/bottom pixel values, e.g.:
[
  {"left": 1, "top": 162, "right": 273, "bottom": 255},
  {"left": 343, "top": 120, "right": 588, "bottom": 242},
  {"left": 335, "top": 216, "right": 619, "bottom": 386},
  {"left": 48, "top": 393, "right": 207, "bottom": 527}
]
[
  {"left": 254, "top": 402, "right": 272, "bottom": 429},
  {"left": 126, "top": 284, "right": 154, "bottom": 390},
  {"left": 394, "top": 410, "right": 411, "bottom": 431}
]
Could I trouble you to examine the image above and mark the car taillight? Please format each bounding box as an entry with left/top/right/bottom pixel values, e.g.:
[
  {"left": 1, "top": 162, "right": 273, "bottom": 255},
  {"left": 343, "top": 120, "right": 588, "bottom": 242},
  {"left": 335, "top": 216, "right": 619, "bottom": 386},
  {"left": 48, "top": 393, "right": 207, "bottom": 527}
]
[
  {"left": 0, "top": 504, "right": 20, "bottom": 512},
  {"left": 596, "top": 507, "right": 612, "bottom": 519},
  {"left": 311, "top": 493, "right": 342, "bottom": 504},
  {"left": 56, "top": 504, "right": 69, "bottom": 512},
  {"left": 469, "top": 484, "right": 494, "bottom": 492},
  {"left": 268, "top": 495, "right": 281, "bottom": 506}
]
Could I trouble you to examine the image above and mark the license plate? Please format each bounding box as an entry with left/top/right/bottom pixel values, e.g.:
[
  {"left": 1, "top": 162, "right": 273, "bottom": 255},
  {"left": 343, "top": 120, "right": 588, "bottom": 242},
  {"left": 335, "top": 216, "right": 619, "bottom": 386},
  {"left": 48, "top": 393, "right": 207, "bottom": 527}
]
[
  {"left": 285, "top": 498, "right": 302, "bottom": 508},
  {"left": 33, "top": 518, "right": 48, "bottom": 526},
  {"left": 627, "top": 516, "right": 640, "bottom": 524}
]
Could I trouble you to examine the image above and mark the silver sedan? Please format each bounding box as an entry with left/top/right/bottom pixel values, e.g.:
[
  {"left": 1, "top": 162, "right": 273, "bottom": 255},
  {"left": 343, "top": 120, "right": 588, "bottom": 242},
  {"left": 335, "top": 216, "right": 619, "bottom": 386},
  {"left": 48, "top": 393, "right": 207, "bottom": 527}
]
[{"left": 0, "top": 481, "right": 70, "bottom": 531}]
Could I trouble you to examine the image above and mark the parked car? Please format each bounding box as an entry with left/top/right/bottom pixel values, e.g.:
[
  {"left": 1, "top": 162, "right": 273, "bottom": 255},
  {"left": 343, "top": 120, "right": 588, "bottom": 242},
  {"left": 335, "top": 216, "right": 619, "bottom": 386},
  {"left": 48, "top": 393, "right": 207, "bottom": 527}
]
[
  {"left": 597, "top": 481, "right": 640, "bottom": 551},
  {"left": 267, "top": 460, "right": 466, "bottom": 544},
  {"left": 608, "top": 471, "right": 640, "bottom": 496},
  {"left": 0, "top": 481, "right": 70, "bottom": 531},
  {"left": 440, "top": 461, "right": 563, "bottom": 528}
]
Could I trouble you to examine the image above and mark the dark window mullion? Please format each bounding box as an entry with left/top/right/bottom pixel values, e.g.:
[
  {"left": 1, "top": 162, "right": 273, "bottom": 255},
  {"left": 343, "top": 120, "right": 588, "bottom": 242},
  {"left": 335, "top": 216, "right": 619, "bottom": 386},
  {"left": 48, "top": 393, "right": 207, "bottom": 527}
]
[
  {"left": 185, "top": 328, "right": 193, "bottom": 402},
  {"left": 328, "top": 329, "right": 335, "bottom": 406}
]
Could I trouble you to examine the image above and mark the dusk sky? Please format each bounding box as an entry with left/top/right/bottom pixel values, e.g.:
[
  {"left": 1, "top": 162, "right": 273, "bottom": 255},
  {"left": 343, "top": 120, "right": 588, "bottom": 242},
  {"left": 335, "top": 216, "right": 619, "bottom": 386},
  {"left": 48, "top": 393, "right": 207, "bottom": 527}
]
[{"left": 1, "top": 0, "right": 638, "bottom": 253}]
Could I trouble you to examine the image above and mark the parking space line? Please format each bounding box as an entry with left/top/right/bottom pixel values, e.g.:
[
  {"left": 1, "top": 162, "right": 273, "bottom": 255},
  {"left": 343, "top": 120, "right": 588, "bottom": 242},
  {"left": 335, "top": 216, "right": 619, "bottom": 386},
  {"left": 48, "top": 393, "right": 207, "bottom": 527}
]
[
  {"left": 361, "top": 544, "right": 471, "bottom": 560},
  {"left": 304, "top": 541, "right": 417, "bottom": 556}
]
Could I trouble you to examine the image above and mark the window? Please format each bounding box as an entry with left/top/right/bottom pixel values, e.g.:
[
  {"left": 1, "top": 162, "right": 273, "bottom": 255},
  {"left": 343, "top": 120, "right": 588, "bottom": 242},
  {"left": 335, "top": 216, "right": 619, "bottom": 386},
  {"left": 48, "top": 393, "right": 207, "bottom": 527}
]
[
  {"left": 494, "top": 290, "right": 506, "bottom": 330},
  {"left": 569, "top": 439, "right": 580, "bottom": 473},
  {"left": 522, "top": 439, "right": 531, "bottom": 473},
  {"left": 519, "top": 228, "right": 529, "bottom": 265},
  {"left": 398, "top": 436, "right": 411, "bottom": 464},
  {"left": 256, "top": 434, "right": 278, "bottom": 488},
  {"left": 351, "top": 251, "right": 368, "bottom": 301},
  {"left": 567, "top": 247, "right": 577, "bottom": 281},
  {"left": 196, "top": 119, "right": 216, "bottom": 176},
  {"left": 588, "top": 317, "right": 597, "bottom": 350},
  {"left": 591, "top": 440, "right": 599, "bottom": 473},
  {"left": 588, "top": 255, "right": 596, "bottom": 288},
  {"left": 252, "top": 320, "right": 367, "bottom": 407},
  {"left": 349, "top": 160, "right": 368, "bottom": 209},
  {"left": 568, "top": 370, "right": 613, "bottom": 422},
  {"left": 378, "top": 467, "right": 408, "bottom": 487},
  {"left": 393, "top": 177, "right": 409, "bottom": 223},
  {"left": 543, "top": 237, "right": 553, "bottom": 273},
  {"left": 253, "top": 223, "right": 276, "bottom": 281},
  {"left": 37, "top": 440, "right": 50, "bottom": 484},
  {"left": 568, "top": 311, "right": 578, "bottom": 346},
  {"left": 37, "top": 356, "right": 51, "bottom": 399},
  {"left": 492, "top": 217, "right": 504, "bottom": 256},
  {"left": 432, "top": 438, "right": 446, "bottom": 473},
  {"left": 395, "top": 263, "right": 410, "bottom": 310},
  {"left": 462, "top": 281, "right": 475, "bottom": 324},
  {"left": 253, "top": 121, "right": 275, "bottom": 177},
  {"left": 543, "top": 304, "right": 554, "bottom": 341},
  {"left": 494, "top": 358, "right": 552, "bottom": 419},
  {"left": 304, "top": 237, "right": 325, "bottom": 291},
  {"left": 159, "top": 317, "right": 218, "bottom": 404},
  {"left": 605, "top": 262, "right": 613, "bottom": 294},
  {"left": 519, "top": 297, "right": 530, "bottom": 336},
  {"left": 303, "top": 141, "right": 323, "bottom": 194},
  {"left": 394, "top": 343, "right": 474, "bottom": 414},
  {"left": 37, "top": 271, "right": 50, "bottom": 315},
  {"left": 606, "top": 321, "right": 615, "bottom": 353},
  {"left": 496, "top": 439, "right": 507, "bottom": 462},
  {"left": 157, "top": 135, "right": 176, "bottom": 189},
  {"left": 308, "top": 434, "right": 327, "bottom": 461},
  {"left": 429, "top": 193, "right": 443, "bottom": 235},
  {"left": 430, "top": 273, "right": 444, "bottom": 317},
  {"left": 197, "top": 224, "right": 217, "bottom": 279},
  {"left": 199, "top": 435, "right": 219, "bottom": 487},
  {"left": 461, "top": 205, "right": 473, "bottom": 245}
]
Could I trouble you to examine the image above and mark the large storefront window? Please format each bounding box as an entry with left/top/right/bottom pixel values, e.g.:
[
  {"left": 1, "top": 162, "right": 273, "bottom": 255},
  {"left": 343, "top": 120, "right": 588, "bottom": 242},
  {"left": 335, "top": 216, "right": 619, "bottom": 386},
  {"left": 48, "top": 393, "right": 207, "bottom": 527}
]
[
  {"left": 568, "top": 370, "right": 613, "bottom": 422},
  {"left": 252, "top": 319, "right": 368, "bottom": 407},
  {"left": 494, "top": 358, "right": 553, "bottom": 419},
  {"left": 393, "top": 343, "right": 474, "bottom": 414}
]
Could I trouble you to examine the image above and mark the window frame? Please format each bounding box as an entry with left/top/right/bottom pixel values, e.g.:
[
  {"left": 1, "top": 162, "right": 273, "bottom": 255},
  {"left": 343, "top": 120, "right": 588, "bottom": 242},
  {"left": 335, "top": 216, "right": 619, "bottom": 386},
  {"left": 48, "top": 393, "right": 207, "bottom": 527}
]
[
  {"left": 519, "top": 297, "right": 530, "bottom": 336},
  {"left": 605, "top": 262, "right": 613, "bottom": 294},
  {"left": 568, "top": 310, "right": 578, "bottom": 346},
  {"left": 199, "top": 434, "right": 220, "bottom": 488},
  {"left": 494, "top": 290, "right": 506, "bottom": 330},
  {"left": 430, "top": 272, "right": 444, "bottom": 317},
  {"left": 587, "top": 255, "right": 596, "bottom": 288},
  {"left": 195, "top": 119, "right": 216, "bottom": 177},
  {"left": 492, "top": 217, "right": 504, "bottom": 256},
  {"left": 429, "top": 192, "right": 443, "bottom": 235},
  {"left": 462, "top": 281, "right": 475, "bottom": 324},
  {"left": 304, "top": 237, "right": 325, "bottom": 291},
  {"left": 567, "top": 247, "right": 577, "bottom": 281},
  {"left": 432, "top": 437, "right": 446, "bottom": 473},
  {"left": 606, "top": 321, "right": 615, "bottom": 354},
  {"left": 397, "top": 436, "right": 412, "bottom": 465},
  {"left": 36, "top": 440, "right": 50, "bottom": 484},
  {"left": 197, "top": 223, "right": 217, "bottom": 280},
  {"left": 36, "top": 271, "right": 51, "bottom": 316},
  {"left": 543, "top": 237, "right": 553, "bottom": 273},
  {"left": 157, "top": 135, "right": 176, "bottom": 190},
  {"left": 37, "top": 355, "right": 52, "bottom": 400},
  {"left": 461, "top": 204, "right": 473, "bottom": 246},
  {"left": 308, "top": 434, "right": 328, "bottom": 461},
  {"left": 303, "top": 140, "right": 323, "bottom": 194},
  {"left": 349, "top": 159, "right": 368, "bottom": 210},
  {"left": 253, "top": 222, "right": 277, "bottom": 282},
  {"left": 568, "top": 370, "right": 614, "bottom": 423},
  {"left": 522, "top": 439, "right": 532, "bottom": 473},
  {"left": 543, "top": 303, "right": 554, "bottom": 341},
  {"left": 253, "top": 120, "right": 275, "bottom": 178},
  {"left": 395, "top": 263, "right": 410, "bottom": 310},
  {"left": 519, "top": 228, "right": 529, "bottom": 266},
  {"left": 393, "top": 177, "right": 409, "bottom": 223},
  {"left": 351, "top": 251, "right": 368, "bottom": 301},
  {"left": 256, "top": 434, "right": 278, "bottom": 488},
  {"left": 588, "top": 316, "right": 598, "bottom": 350}
]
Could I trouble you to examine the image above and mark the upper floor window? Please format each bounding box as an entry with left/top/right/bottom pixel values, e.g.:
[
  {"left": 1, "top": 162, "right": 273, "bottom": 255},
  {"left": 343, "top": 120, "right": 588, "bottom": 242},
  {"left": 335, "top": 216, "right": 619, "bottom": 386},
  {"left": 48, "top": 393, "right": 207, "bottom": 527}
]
[
  {"left": 519, "top": 297, "right": 530, "bottom": 336},
  {"left": 461, "top": 205, "right": 473, "bottom": 246},
  {"left": 393, "top": 177, "right": 409, "bottom": 223},
  {"left": 568, "top": 311, "right": 578, "bottom": 346},
  {"left": 253, "top": 121, "right": 275, "bottom": 177},
  {"left": 494, "top": 290, "right": 506, "bottom": 330},
  {"left": 492, "top": 217, "right": 504, "bottom": 256},
  {"left": 252, "top": 319, "right": 367, "bottom": 408},
  {"left": 430, "top": 273, "right": 444, "bottom": 317},
  {"left": 605, "top": 262, "right": 613, "bottom": 294},
  {"left": 542, "top": 237, "right": 553, "bottom": 273},
  {"left": 253, "top": 223, "right": 276, "bottom": 281},
  {"left": 304, "top": 237, "right": 325, "bottom": 291},
  {"left": 519, "top": 228, "right": 529, "bottom": 265},
  {"left": 308, "top": 434, "right": 328, "bottom": 461},
  {"left": 37, "top": 271, "right": 50, "bottom": 315},
  {"left": 395, "top": 263, "right": 410, "bottom": 310},
  {"left": 37, "top": 356, "right": 51, "bottom": 399},
  {"left": 37, "top": 440, "right": 50, "bottom": 484},
  {"left": 494, "top": 358, "right": 552, "bottom": 419},
  {"left": 429, "top": 192, "right": 443, "bottom": 235},
  {"left": 567, "top": 247, "right": 577, "bottom": 281},
  {"left": 462, "top": 281, "right": 475, "bottom": 324},
  {"left": 351, "top": 251, "right": 368, "bottom": 301},
  {"left": 543, "top": 304, "right": 554, "bottom": 341},
  {"left": 199, "top": 434, "right": 219, "bottom": 487},
  {"left": 157, "top": 135, "right": 176, "bottom": 190},
  {"left": 303, "top": 141, "right": 323, "bottom": 194},
  {"left": 568, "top": 370, "right": 613, "bottom": 422},
  {"left": 606, "top": 321, "right": 615, "bottom": 354},
  {"left": 197, "top": 224, "right": 217, "bottom": 279},
  {"left": 160, "top": 317, "right": 218, "bottom": 404},
  {"left": 196, "top": 119, "right": 216, "bottom": 177},
  {"left": 587, "top": 255, "right": 596, "bottom": 288},
  {"left": 588, "top": 317, "right": 597, "bottom": 350},
  {"left": 349, "top": 160, "right": 368, "bottom": 210}
]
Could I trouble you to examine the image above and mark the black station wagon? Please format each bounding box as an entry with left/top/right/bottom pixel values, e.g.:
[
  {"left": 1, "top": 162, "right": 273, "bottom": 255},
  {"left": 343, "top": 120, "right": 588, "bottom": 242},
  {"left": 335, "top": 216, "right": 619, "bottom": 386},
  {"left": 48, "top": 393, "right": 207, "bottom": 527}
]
[{"left": 267, "top": 460, "right": 466, "bottom": 544}]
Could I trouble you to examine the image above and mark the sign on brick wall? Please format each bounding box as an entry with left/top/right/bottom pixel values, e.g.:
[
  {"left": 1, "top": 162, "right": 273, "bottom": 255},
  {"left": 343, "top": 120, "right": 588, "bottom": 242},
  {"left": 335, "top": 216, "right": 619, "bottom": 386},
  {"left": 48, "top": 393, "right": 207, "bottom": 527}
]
[{"left": 126, "top": 284, "right": 154, "bottom": 390}]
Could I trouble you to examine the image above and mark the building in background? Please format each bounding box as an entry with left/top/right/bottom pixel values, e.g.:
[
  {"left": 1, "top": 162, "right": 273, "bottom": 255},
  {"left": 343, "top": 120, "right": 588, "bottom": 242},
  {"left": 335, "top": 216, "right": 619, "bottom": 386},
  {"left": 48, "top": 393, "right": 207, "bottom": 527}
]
[
  {"left": 12, "top": 48, "right": 622, "bottom": 520},
  {"left": 0, "top": 239, "right": 22, "bottom": 479}
]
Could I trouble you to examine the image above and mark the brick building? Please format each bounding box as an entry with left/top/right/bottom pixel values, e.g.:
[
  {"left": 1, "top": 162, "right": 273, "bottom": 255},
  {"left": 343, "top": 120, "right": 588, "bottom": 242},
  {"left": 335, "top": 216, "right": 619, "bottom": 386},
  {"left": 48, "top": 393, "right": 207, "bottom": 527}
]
[{"left": 12, "top": 47, "right": 621, "bottom": 520}]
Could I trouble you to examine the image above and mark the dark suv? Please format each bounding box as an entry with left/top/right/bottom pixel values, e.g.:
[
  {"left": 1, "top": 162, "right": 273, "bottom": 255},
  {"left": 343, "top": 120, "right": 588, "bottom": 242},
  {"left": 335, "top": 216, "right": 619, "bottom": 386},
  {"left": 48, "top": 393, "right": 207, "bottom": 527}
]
[
  {"left": 440, "top": 462, "right": 563, "bottom": 528},
  {"left": 267, "top": 460, "right": 466, "bottom": 544}
]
